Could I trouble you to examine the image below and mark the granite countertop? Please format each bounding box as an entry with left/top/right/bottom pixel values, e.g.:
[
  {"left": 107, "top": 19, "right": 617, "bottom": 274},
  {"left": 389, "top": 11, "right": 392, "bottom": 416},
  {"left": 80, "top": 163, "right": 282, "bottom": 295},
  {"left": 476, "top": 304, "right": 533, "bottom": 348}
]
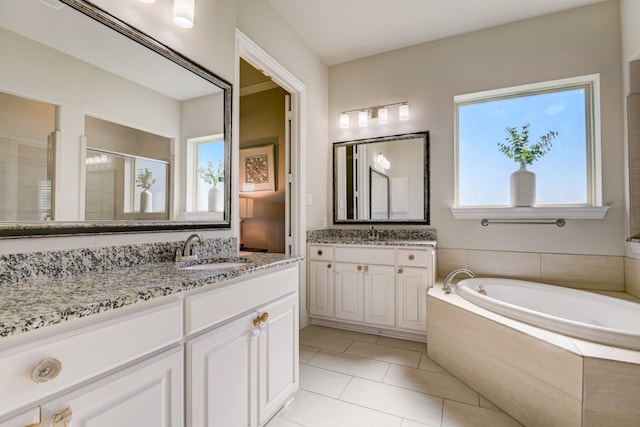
[
  {"left": 307, "top": 238, "right": 437, "bottom": 247},
  {"left": 0, "top": 252, "right": 302, "bottom": 339}
]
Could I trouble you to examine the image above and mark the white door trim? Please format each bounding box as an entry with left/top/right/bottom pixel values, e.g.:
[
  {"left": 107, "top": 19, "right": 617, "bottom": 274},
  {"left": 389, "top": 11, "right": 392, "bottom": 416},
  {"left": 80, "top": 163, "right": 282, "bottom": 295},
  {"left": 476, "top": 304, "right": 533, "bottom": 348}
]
[{"left": 235, "top": 29, "right": 308, "bottom": 327}]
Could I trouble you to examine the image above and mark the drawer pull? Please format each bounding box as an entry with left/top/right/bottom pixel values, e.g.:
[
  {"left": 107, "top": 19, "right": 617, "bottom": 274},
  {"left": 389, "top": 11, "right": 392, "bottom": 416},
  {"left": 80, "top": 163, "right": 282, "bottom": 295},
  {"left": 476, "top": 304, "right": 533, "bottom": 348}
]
[
  {"left": 253, "top": 312, "right": 270, "bottom": 327},
  {"left": 31, "top": 358, "right": 62, "bottom": 383},
  {"left": 398, "top": 268, "right": 404, "bottom": 274},
  {"left": 327, "top": 263, "right": 332, "bottom": 269},
  {"left": 52, "top": 406, "right": 72, "bottom": 427},
  {"left": 357, "top": 265, "right": 362, "bottom": 271},
  {"left": 364, "top": 265, "right": 369, "bottom": 272},
  {"left": 408, "top": 254, "right": 415, "bottom": 261},
  {"left": 317, "top": 249, "right": 323, "bottom": 256}
]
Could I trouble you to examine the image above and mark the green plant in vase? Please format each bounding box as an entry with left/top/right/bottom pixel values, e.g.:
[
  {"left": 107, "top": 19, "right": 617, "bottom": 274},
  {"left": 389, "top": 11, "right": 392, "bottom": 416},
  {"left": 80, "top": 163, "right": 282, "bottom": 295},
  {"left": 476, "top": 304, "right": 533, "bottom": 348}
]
[
  {"left": 136, "top": 168, "right": 156, "bottom": 213},
  {"left": 199, "top": 160, "right": 224, "bottom": 212},
  {"left": 497, "top": 123, "right": 557, "bottom": 207}
]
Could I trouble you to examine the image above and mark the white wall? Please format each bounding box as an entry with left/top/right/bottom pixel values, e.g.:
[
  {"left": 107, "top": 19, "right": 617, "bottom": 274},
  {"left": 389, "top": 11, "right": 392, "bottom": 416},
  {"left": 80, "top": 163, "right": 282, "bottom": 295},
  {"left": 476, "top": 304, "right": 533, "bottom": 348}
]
[{"left": 329, "top": 1, "right": 625, "bottom": 256}]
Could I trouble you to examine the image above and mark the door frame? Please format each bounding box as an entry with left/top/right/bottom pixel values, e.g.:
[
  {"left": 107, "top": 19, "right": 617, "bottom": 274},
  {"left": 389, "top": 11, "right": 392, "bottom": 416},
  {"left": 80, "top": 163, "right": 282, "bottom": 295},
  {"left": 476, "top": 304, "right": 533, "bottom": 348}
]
[{"left": 235, "top": 29, "right": 308, "bottom": 327}]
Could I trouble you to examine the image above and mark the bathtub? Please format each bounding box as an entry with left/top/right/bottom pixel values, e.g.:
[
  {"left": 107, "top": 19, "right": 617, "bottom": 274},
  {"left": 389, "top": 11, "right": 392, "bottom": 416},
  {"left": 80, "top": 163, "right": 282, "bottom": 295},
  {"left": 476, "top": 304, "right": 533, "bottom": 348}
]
[{"left": 455, "top": 277, "right": 640, "bottom": 351}]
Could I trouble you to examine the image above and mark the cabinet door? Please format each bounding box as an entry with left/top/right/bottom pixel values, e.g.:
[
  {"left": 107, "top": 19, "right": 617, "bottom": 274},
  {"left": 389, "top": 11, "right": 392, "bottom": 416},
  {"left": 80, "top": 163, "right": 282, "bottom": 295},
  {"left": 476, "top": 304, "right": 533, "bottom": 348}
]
[
  {"left": 363, "top": 264, "right": 396, "bottom": 327},
  {"left": 187, "top": 312, "right": 258, "bottom": 427},
  {"left": 308, "top": 260, "right": 334, "bottom": 318},
  {"left": 40, "top": 347, "right": 183, "bottom": 427},
  {"left": 258, "top": 294, "right": 299, "bottom": 425},
  {"left": 396, "top": 266, "right": 429, "bottom": 332},
  {"left": 334, "top": 262, "right": 364, "bottom": 322}
]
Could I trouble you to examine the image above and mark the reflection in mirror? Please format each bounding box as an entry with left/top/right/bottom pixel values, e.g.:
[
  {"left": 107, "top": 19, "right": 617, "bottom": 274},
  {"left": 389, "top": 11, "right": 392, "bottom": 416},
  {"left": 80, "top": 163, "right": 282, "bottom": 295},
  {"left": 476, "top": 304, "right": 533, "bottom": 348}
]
[
  {"left": 0, "top": 0, "right": 232, "bottom": 236},
  {"left": 334, "top": 132, "right": 430, "bottom": 224},
  {"left": 0, "top": 91, "right": 56, "bottom": 221}
]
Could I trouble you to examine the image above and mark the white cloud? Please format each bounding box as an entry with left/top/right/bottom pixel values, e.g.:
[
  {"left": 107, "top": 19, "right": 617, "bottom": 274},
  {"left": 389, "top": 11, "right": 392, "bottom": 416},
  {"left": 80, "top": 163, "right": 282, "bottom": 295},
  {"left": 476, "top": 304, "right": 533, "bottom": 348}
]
[{"left": 545, "top": 102, "right": 566, "bottom": 115}]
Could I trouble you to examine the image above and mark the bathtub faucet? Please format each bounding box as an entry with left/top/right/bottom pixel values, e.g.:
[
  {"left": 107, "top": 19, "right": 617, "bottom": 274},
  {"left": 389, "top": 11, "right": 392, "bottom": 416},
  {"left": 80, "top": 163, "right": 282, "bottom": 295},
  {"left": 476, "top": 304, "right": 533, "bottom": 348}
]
[{"left": 442, "top": 268, "right": 475, "bottom": 294}]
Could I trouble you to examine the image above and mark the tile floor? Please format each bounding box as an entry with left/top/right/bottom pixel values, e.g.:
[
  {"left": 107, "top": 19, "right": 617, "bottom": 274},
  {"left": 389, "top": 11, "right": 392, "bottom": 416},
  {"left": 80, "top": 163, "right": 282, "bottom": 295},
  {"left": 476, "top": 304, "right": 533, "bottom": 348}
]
[{"left": 267, "top": 325, "right": 523, "bottom": 427}]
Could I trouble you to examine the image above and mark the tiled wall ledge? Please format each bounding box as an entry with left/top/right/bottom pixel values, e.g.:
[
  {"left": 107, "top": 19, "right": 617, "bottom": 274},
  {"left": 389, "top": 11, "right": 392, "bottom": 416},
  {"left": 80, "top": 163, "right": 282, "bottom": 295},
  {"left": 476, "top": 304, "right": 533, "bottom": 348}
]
[
  {"left": 0, "top": 237, "right": 236, "bottom": 285},
  {"left": 307, "top": 227, "right": 437, "bottom": 243},
  {"left": 437, "top": 248, "right": 626, "bottom": 292}
]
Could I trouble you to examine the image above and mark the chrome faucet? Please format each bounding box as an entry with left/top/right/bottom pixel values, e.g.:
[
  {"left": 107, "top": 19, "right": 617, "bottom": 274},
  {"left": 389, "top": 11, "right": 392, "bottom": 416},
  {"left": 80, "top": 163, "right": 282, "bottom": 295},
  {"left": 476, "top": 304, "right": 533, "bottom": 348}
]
[
  {"left": 175, "top": 233, "right": 204, "bottom": 262},
  {"left": 368, "top": 225, "right": 379, "bottom": 240},
  {"left": 442, "top": 268, "right": 475, "bottom": 294}
]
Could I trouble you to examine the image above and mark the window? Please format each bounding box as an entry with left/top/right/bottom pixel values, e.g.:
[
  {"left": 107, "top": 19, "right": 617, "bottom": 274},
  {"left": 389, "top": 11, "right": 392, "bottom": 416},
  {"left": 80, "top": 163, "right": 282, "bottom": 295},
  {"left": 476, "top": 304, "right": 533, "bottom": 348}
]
[
  {"left": 186, "top": 134, "right": 225, "bottom": 213},
  {"left": 454, "top": 75, "right": 601, "bottom": 209}
]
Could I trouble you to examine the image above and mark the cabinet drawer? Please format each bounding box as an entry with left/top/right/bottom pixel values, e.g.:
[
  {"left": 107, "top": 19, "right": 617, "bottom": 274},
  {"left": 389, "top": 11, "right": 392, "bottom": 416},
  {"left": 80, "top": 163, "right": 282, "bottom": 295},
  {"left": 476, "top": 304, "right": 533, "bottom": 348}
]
[
  {"left": 185, "top": 265, "right": 299, "bottom": 335},
  {"left": 0, "top": 300, "right": 182, "bottom": 416},
  {"left": 334, "top": 246, "right": 394, "bottom": 265},
  {"left": 397, "top": 248, "right": 431, "bottom": 267},
  {"left": 308, "top": 245, "right": 333, "bottom": 261}
]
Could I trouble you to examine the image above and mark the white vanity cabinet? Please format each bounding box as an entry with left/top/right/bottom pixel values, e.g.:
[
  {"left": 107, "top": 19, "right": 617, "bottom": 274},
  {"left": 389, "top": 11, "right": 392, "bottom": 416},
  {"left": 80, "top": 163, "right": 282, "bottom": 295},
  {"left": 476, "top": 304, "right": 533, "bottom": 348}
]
[
  {"left": 308, "top": 243, "right": 435, "bottom": 340},
  {"left": 0, "top": 299, "right": 183, "bottom": 427},
  {"left": 185, "top": 266, "right": 299, "bottom": 427}
]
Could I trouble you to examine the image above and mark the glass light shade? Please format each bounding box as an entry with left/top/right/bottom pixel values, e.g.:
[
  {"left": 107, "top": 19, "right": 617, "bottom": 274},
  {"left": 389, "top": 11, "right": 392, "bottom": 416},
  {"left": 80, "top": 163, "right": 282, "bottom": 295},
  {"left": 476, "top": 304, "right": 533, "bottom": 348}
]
[
  {"left": 239, "top": 198, "right": 254, "bottom": 219},
  {"left": 398, "top": 103, "right": 410, "bottom": 121},
  {"left": 377, "top": 107, "right": 388, "bottom": 124},
  {"left": 339, "top": 113, "right": 349, "bottom": 129},
  {"left": 358, "top": 111, "right": 368, "bottom": 127},
  {"left": 173, "top": 0, "right": 195, "bottom": 28}
]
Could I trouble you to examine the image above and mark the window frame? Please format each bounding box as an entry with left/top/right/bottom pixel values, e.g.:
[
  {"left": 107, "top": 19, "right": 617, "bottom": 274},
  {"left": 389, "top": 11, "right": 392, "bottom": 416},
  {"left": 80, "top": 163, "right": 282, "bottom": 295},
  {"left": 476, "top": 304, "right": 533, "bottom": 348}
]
[{"left": 453, "top": 74, "right": 603, "bottom": 213}]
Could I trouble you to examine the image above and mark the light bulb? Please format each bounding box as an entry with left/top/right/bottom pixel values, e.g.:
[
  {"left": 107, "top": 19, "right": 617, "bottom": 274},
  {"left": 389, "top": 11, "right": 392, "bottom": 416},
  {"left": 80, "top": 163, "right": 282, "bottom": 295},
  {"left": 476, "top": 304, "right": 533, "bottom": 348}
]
[
  {"left": 339, "top": 113, "right": 349, "bottom": 129},
  {"left": 173, "top": 0, "right": 195, "bottom": 29},
  {"left": 398, "top": 103, "right": 410, "bottom": 121},
  {"left": 358, "top": 111, "right": 368, "bottom": 127}
]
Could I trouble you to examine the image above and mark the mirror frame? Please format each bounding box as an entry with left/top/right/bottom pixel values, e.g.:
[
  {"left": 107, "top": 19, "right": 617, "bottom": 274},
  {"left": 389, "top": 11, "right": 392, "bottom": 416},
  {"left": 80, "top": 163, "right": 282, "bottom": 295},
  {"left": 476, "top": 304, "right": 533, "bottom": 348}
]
[
  {"left": 0, "top": 0, "right": 233, "bottom": 238},
  {"left": 333, "top": 132, "right": 430, "bottom": 225}
]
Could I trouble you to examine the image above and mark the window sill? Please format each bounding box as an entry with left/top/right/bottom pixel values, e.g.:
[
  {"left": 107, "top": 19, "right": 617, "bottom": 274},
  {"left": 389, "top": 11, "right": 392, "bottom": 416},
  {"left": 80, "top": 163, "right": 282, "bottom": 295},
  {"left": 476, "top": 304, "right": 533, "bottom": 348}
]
[{"left": 450, "top": 206, "right": 610, "bottom": 220}]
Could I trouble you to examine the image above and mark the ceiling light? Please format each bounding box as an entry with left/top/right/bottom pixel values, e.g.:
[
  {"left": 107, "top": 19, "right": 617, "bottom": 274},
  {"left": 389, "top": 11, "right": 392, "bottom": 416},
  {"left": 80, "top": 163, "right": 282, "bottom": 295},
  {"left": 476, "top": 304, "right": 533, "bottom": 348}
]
[{"left": 173, "top": 0, "right": 195, "bottom": 29}]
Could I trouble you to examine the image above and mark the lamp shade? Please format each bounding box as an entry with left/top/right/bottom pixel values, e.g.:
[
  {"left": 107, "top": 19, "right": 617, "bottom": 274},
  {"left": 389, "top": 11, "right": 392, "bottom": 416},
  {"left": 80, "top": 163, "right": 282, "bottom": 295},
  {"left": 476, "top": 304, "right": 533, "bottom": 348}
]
[
  {"left": 358, "top": 110, "right": 368, "bottom": 127},
  {"left": 339, "top": 113, "right": 349, "bottom": 129},
  {"left": 173, "top": 0, "right": 195, "bottom": 28},
  {"left": 398, "top": 103, "right": 410, "bottom": 121},
  {"left": 377, "top": 107, "right": 388, "bottom": 124},
  {"left": 239, "top": 198, "right": 254, "bottom": 219}
]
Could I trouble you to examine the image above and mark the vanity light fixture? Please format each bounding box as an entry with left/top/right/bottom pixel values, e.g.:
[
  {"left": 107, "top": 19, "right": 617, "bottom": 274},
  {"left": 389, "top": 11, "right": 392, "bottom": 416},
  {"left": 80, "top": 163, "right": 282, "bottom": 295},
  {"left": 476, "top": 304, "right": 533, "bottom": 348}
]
[
  {"left": 173, "top": 0, "right": 195, "bottom": 29},
  {"left": 339, "top": 113, "right": 350, "bottom": 129},
  {"left": 339, "top": 101, "right": 409, "bottom": 129},
  {"left": 358, "top": 111, "right": 368, "bottom": 127}
]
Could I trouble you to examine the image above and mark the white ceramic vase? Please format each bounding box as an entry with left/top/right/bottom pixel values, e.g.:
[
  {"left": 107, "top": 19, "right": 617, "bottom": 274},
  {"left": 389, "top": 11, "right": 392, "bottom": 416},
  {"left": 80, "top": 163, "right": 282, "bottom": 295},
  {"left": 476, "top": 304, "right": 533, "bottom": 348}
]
[
  {"left": 208, "top": 185, "right": 223, "bottom": 212},
  {"left": 140, "top": 189, "right": 153, "bottom": 213},
  {"left": 510, "top": 165, "right": 535, "bottom": 207}
]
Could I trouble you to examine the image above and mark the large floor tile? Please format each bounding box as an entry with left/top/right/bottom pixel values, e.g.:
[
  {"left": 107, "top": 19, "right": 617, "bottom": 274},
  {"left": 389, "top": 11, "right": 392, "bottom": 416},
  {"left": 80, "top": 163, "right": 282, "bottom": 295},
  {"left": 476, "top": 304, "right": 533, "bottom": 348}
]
[
  {"left": 400, "top": 420, "right": 431, "bottom": 427},
  {"left": 300, "top": 329, "right": 353, "bottom": 352},
  {"left": 340, "top": 377, "right": 443, "bottom": 426},
  {"left": 299, "top": 364, "right": 352, "bottom": 398},
  {"left": 281, "top": 390, "right": 403, "bottom": 427},
  {"left": 376, "top": 336, "right": 428, "bottom": 353},
  {"left": 308, "top": 350, "right": 390, "bottom": 381},
  {"left": 266, "top": 417, "right": 305, "bottom": 427},
  {"left": 418, "top": 353, "right": 450, "bottom": 375},
  {"left": 346, "top": 341, "right": 422, "bottom": 368},
  {"left": 383, "top": 364, "right": 479, "bottom": 405},
  {"left": 442, "top": 400, "right": 523, "bottom": 427},
  {"left": 300, "top": 345, "right": 320, "bottom": 364}
]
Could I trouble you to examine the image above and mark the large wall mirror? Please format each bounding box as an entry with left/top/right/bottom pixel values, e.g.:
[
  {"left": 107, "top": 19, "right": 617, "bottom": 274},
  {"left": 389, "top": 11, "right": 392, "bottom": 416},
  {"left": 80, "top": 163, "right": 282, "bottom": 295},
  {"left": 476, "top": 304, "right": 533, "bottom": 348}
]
[
  {"left": 0, "top": 0, "right": 232, "bottom": 236},
  {"left": 333, "top": 132, "right": 430, "bottom": 224}
]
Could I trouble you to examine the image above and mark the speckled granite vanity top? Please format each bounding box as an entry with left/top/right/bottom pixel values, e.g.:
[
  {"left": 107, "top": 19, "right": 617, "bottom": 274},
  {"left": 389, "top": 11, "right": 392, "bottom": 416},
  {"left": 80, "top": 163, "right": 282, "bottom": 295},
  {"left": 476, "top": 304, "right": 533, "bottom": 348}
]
[
  {"left": 306, "top": 228, "right": 437, "bottom": 247},
  {"left": 0, "top": 239, "right": 302, "bottom": 339}
]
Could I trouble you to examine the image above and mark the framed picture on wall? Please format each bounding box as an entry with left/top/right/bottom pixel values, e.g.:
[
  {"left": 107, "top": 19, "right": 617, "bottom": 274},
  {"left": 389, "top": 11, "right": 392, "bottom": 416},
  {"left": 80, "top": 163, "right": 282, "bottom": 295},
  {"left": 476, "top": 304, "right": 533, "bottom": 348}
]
[{"left": 239, "top": 144, "right": 276, "bottom": 192}]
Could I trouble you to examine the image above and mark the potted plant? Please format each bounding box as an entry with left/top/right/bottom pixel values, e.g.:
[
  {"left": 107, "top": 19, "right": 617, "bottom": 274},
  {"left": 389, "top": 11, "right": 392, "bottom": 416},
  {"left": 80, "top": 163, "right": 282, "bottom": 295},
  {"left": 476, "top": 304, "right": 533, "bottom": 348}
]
[
  {"left": 498, "top": 123, "right": 557, "bottom": 207},
  {"left": 199, "top": 160, "right": 224, "bottom": 212},
  {"left": 136, "top": 168, "right": 156, "bottom": 213}
]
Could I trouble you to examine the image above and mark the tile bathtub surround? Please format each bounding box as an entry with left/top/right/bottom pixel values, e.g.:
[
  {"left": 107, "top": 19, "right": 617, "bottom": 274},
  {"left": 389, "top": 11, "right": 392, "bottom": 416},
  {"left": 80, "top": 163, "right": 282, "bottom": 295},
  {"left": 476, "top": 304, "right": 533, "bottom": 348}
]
[
  {"left": 625, "top": 256, "right": 640, "bottom": 298},
  {"left": 437, "top": 248, "right": 625, "bottom": 291},
  {"left": 267, "top": 325, "right": 522, "bottom": 427},
  {"left": 0, "top": 237, "right": 237, "bottom": 284},
  {"left": 307, "top": 228, "right": 437, "bottom": 244}
]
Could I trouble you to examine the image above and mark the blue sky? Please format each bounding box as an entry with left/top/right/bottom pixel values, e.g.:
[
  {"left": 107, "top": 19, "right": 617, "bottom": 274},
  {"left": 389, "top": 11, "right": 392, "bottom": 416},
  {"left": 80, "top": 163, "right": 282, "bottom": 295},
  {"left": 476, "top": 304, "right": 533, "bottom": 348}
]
[{"left": 458, "top": 88, "right": 587, "bottom": 206}]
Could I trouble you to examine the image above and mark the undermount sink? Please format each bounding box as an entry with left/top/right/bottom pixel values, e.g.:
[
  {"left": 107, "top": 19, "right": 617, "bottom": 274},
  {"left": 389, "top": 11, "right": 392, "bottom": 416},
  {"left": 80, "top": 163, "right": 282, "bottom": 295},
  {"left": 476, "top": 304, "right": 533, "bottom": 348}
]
[{"left": 181, "top": 258, "right": 251, "bottom": 271}]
